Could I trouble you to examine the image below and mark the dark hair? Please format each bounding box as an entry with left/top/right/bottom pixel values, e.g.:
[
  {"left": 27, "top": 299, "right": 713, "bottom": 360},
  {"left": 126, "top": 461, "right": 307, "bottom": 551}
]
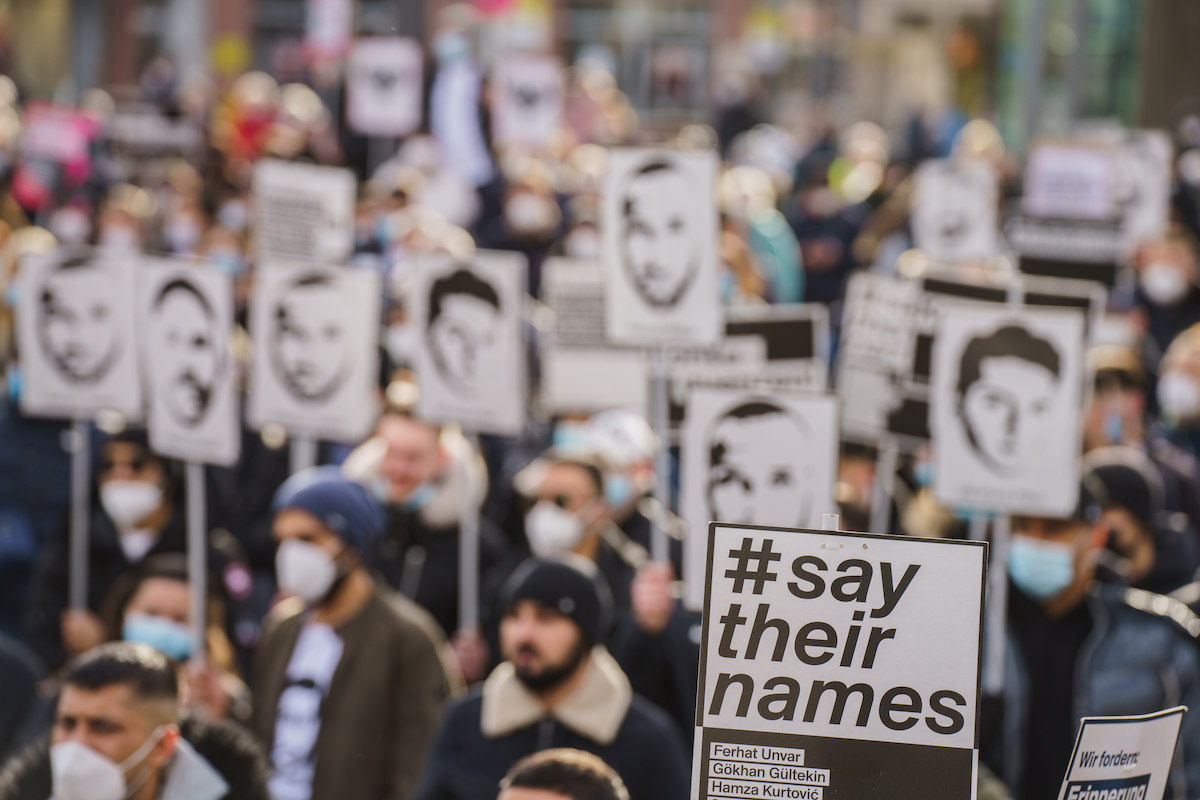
[
  {"left": 500, "top": 749, "right": 629, "bottom": 800},
  {"left": 956, "top": 324, "right": 1061, "bottom": 399},
  {"left": 427, "top": 268, "right": 501, "bottom": 330},
  {"left": 708, "top": 400, "right": 788, "bottom": 469},
  {"left": 549, "top": 455, "right": 605, "bottom": 498},
  {"left": 40, "top": 252, "right": 95, "bottom": 306},
  {"left": 63, "top": 642, "right": 180, "bottom": 709},
  {"left": 153, "top": 277, "right": 213, "bottom": 317},
  {"left": 622, "top": 159, "right": 677, "bottom": 218}
]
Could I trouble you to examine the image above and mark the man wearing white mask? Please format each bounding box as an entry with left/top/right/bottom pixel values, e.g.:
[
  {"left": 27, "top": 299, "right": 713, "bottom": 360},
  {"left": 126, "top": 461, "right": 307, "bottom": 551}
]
[
  {"left": 253, "top": 468, "right": 451, "bottom": 800},
  {"left": 0, "top": 641, "right": 270, "bottom": 800}
]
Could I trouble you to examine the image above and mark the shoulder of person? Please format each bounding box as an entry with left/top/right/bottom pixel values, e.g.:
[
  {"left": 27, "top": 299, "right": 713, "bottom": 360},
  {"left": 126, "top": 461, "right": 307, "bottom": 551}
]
[
  {"left": 0, "top": 736, "right": 51, "bottom": 800},
  {"left": 1116, "top": 586, "right": 1200, "bottom": 640},
  {"left": 179, "top": 714, "right": 270, "bottom": 799},
  {"left": 623, "top": 693, "right": 685, "bottom": 740},
  {"left": 375, "top": 585, "right": 450, "bottom": 646}
]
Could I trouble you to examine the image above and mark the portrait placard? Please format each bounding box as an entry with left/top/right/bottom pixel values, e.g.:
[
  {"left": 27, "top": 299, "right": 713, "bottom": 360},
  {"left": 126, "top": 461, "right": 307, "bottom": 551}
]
[
  {"left": 912, "top": 158, "right": 999, "bottom": 264},
  {"left": 490, "top": 54, "right": 564, "bottom": 149},
  {"left": 346, "top": 38, "right": 423, "bottom": 138}
]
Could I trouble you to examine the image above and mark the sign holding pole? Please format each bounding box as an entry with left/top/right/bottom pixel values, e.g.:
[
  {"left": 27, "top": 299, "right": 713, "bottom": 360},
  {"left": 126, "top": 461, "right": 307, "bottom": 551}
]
[
  {"left": 693, "top": 522, "right": 987, "bottom": 800},
  {"left": 1057, "top": 708, "right": 1187, "bottom": 800}
]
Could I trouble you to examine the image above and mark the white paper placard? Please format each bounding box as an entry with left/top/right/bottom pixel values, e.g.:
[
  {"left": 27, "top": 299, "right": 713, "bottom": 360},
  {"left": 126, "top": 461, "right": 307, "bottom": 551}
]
[
  {"left": 681, "top": 389, "right": 839, "bottom": 611},
  {"left": 16, "top": 249, "right": 143, "bottom": 420},
  {"left": 490, "top": 54, "right": 564, "bottom": 148},
  {"left": 1023, "top": 144, "right": 1118, "bottom": 221},
  {"left": 693, "top": 523, "right": 985, "bottom": 800},
  {"left": 252, "top": 159, "right": 356, "bottom": 265},
  {"left": 930, "top": 304, "right": 1085, "bottom": 515},
  {"left": 139, "top": 258, "right": 240, "bottom": 466},
  {"left": 411, "top": 250, "right": 527, "bottom": 435},
  {"left": 1057, "top": 707, "right": 1186, "bottom": 800},
  {"left": 912, "top": 158, "right": 999, "bottom": 264},
  {"left": 602, "top": 148, "right": 721, "bottom": 345},
  {"left": 1117, "top": 130, "right": 1173, "bottom": 251},
  {"left": 346, "top": 37, "right": 423, "bottom": 138},
  {"left": 247, "top": 262, "right": 382, "bottom": 442}
]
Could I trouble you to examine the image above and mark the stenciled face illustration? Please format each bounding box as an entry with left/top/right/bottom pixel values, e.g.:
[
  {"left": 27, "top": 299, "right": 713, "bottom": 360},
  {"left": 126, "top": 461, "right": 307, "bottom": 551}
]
[
  {"left": 705, "top": 401, "right": 817, "bottom": 527},
  {"left": 620, "top": 160, "right": 700, "bottom": 307},
  {"left": 152, "top": 280, "right": 221, "bottom": 427},
  {"left": 271, "top": 275, "right": 351, "bottom": 402},
  {"left": 915, "top": 165, "right": 987, "bottom": 253},
  {"left": 956, "top": 325, "right": 1062, "bottom": 475},
  {"left": 38, "top": 260, "right": 120, "bottom": 383},
  {"left": 426, "top": 267, "right": 502, "bottom": 394}
]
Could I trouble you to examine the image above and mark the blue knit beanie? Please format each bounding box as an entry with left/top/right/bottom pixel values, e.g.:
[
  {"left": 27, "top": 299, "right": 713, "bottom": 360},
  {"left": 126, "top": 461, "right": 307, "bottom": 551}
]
[{"left": 273, "top": 466, "right": 386, "bottom": 551}]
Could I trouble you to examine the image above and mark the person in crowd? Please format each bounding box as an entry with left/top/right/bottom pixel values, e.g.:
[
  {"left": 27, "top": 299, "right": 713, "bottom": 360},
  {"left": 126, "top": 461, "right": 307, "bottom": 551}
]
[
  {"left": 414, "top": 557, "right": 689, "bottom": 800},
  {"left": 497, "top": 749, "right": 629, "bottom": 800},
  {"left": 0, "top": 631, "right": 43, "bottom": 762},
  {"left": 25, "top": 428, "right": 242, "bottom": 672},
  {"left": 1157, "top": 324, "right": 1200, "bottom": 458},
  {"left": 1134, "top": 228, "right": 1200, "bottom": 358},
  {"left": 102, "top": 553, "right": 251, "bottom": 723},
  {"left": 983, "top": 476, "right": 1200, "bottom": 800},
  {"left": 0, "top": 641, "right": 270, "bottom": 800},
  {"left": 253, "top": 469, "right": 452, "bottom": 800}
]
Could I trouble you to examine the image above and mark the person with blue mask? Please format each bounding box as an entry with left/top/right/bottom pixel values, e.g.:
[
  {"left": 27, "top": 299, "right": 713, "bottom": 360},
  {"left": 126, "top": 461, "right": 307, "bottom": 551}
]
[{"left": 984, "top": 475, "right": 1200, "bottom": 800}]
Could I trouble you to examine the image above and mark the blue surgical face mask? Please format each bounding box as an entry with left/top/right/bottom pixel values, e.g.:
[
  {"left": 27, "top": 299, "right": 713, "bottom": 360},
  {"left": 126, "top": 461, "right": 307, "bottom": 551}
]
[
  {"left": 5, "top": 364, "right": 21, "bottom": 405},
  {"left": 1104, "top": 411, "right": 1123, "bottom": 444},
  {"left": 1007, "top": 534, "right": 1076, "bottom": 601},
  {"left": 209, "top": 251, "right": 247, "bottom": 278},
  {"left": 123, "top": 613, "right": 193, "bottom": 662},
  {"left": 552, "top": 422, "right": 591, "bottom": 453},
  {"left": 604, "top": 473, "right": 633, "bottom": 508},
  {"left": 434, "top": 31, "right": 471, "bottom": 64},
  {"left": 398, "top": 482, "right": 437, "bottom": 513},
  {"left": 913, "top": 460, "right": 934, "bottom": 488}
]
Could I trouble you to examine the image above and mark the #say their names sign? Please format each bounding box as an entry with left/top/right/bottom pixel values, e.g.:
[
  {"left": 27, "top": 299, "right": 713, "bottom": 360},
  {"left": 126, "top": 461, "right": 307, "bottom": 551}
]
[
  {"left": 1057, "top": 707, "right": 1187, "bottom": 800},
  {"left": 346, "top": 38, "right": 423, "bottom": 138},
  {"left": 252, "top": 159, "right": 356, "bottom": 265},
  {"left": 930, "top": 304, "right": 1085, "bottom": 516},
  {"left": 695, "top": 524, "right": 986, "bottom": 800},
  {"left": 681, "top": 389, "right": 839, "bottom": 611},
  {"left": 16, "top": 249, "right": 143, "bottom": 420},
  {"left": 602, "top": 148, "right": 721, "bottom": 345},
  {"left": 411, "top": 250, "right": 527, "bottom": 436},
  {"left": 247, "top": 262, "right": 382, "bottom": 442},
  {"left": 139, "top": 258, "right": 240, "bottom": 466}
]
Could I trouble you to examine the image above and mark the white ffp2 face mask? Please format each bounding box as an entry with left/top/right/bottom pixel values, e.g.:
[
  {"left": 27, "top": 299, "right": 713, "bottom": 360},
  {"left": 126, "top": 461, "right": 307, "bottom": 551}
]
[
  {"left": 51, "top": 726, "right": 165, "bottom": 800},
  {"left": 100, "top": 481, "right": 164, "bottom": 532},
  {"left": 524, "top": 501, "right": 589, "bottom": 558},
  {"left": 1159, "top": 371, "right": 1200, "bottom": 425},
  {"left": 1140, "top": 262, "right": 1192, "bottom": 307},
  {"left": 276, "top": 539, "right": 339, "bottom": 605}
]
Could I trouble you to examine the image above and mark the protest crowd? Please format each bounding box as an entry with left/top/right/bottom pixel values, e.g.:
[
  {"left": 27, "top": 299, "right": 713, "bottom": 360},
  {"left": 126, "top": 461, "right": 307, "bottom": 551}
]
[{"left": 2, "top": 5, "right": 1200, "bottom": 800}]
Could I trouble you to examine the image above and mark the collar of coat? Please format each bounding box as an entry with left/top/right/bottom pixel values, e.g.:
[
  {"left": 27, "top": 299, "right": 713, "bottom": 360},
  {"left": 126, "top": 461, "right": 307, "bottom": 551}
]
[{"left": 480, "top": 647, "right": 631, "bottom": 745}]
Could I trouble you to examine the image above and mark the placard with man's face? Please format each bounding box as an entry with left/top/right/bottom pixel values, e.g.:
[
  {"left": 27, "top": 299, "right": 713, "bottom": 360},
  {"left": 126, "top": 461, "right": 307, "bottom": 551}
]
[
  {"left": 139, "top": 258, "right": 239, "bottom": 466},
  {"left": 490, "top": 55, "right": 564, "bottom": 149},
  {"left": 410, "top": 250, "right": 526, "bottom": 435},
  {"left": 680, "top": 388, "right": 839, "bottom": 610},
  {"left": 930, "top": 304, "right": 1084, "bottom": 516},
  {"left": 16, "top": 249, "right": 143, "bottom": 420},
  {"left": 912, "top": 158, "right": 998, "bottom": 264},
  {"left": 346, "top": 37, "right": 423, "bottom": 138},
  {"left": 602, "top": 148, "right": 721, "bottom": 345},
  {"left": 247, "top": 262, "right": 382, "bottom": 442}
]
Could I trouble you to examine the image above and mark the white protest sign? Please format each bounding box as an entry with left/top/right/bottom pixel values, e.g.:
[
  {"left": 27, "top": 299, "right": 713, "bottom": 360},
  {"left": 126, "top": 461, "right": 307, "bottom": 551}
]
[
  {"left": 247, "top": 262, "right": 382, "bottom": 442},
  {"left": 681, "top": 390, "right": 838, "bottom": 611},
  {"left": 1116, "top": 131, "right": 1173, "bottom": 251},
  {"left": 1057, "top": 707, "right": 1187, "bottom": 800},
  {"left": 16, "top": 249, "right": 143, "bottom": 420},
  {"left": 411, "top": 250, "right": 527, "bottom": 435},
  {"left": 490, "top": 54, "right": 564, "bottom": 149},
  {"left": 347, "top": 38, "right": 423, "bottom": 138},
  {"left": 252, "top": 159, "right": 356, "bottom": 265},
  {"left": 139, "top": 259, "right": 240, "bottom": 466},
  {"left": 1023, "top": 144, "right": 1118, "bottom": 221},
  {"left": 602, "top": 148, "right": 721, "bottom": 345},
  {"left": 930, "top": 304, "right": 1085, "bottom": 516},
  {"left": 912, "top": 158, "right": 999, "bottom": 264},
  {"left": 694, "top": 523, "right": 986, "bottom": 800}
]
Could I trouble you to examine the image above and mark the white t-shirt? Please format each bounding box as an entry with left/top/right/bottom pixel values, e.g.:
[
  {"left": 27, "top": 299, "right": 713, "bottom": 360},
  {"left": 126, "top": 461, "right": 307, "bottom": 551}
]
[{"left": 267, "top": 622, "right": 345, "bottom": 800}]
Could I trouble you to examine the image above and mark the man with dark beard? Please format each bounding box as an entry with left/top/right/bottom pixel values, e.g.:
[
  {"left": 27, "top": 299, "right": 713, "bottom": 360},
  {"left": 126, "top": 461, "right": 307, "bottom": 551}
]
[{"left": 414, "top": 557, "right": 688, "bottom": 800}]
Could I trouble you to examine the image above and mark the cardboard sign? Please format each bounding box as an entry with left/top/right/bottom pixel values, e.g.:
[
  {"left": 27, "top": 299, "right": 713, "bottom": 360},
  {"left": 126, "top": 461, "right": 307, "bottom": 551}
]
[
  {"left": 411, "top": 250, "right": 527, "bottom": 435},
  {"left": 1006, "top": 216, "right": 1123, "bottom": 288},
  {"left": 247, "top": 262, "right": 382, "bottom": 442},
  {"left": 694, "top": 523, "right": 986, "bottom": 800},
  {"left": 490, "top": 54, "right": 564, "bottom": 148},
  {"left": 681, "top": 390, "right": 839, "bottom": 611},
  {"left": 16, "top": 249, "right": 143, "bottom": 420},
  {"left": 139, "top": 258, "right": 240, "bottom": 466},
  {"left": 602, "top": 148, "right": 721, "bottom": 345},
  {"left": 1057, "top": 708, "right": 1186, "bottom": 800},
  {"left": 252, "top": 159, "right": 356, "bottom": 265},
  {"left": 930, "top": 304, "right": 1085, "bottom": 516},
  {"left": 346, "top": 38, "right": 423, "bottom": 138},
  {"left": 1023, "top": 144, "right": 1118, "bottom": 221},
  {"left": 1116, "top": 131, "right": 1173, "bottom": 251},
  {"left": 911, "top": 159, "right": 998, "bottom": 264}
]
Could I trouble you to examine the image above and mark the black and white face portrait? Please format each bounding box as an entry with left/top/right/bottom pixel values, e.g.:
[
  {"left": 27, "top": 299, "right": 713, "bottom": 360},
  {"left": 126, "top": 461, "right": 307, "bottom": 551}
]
[
  {"left": 346, "top": 38, "right": 423, "bottom": 137},
  {"left": 931, "top": 304, "right": 1084, "bottom": 516},
  {"left": 37, "top": 257, "right": 120, "bottom": 384},
  {"left": 426, "top": 267, "right": 503, "bottom": 395},
  {"left": 912, "top": 159, "right": 997, "bottom": 263},
  {"left": 270, "top": 274, "right": 352, "bottom": 402},
  {"left": 150, "top": 278, "right": 220, "bottom": 428},
  {"left": 620, "top": 160, "right": 701, "bottom": 308},
  {"left": 491, "top": 56, "right": 563, "bottom": 148}
]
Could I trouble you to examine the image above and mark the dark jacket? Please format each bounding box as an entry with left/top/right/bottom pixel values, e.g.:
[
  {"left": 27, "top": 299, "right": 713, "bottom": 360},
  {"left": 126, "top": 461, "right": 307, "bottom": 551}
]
[
  {"left": 413, "top": 649, "right": 689, "bottom": 800},
  {"left": 252, "top": 584, "right": 452, "bottom": 800},
  {"left": 610, "top": 607, "right": 701, "bottom": 746},
  {"left": 0, "top": 714, "right": 271, "bottom": 800}
]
